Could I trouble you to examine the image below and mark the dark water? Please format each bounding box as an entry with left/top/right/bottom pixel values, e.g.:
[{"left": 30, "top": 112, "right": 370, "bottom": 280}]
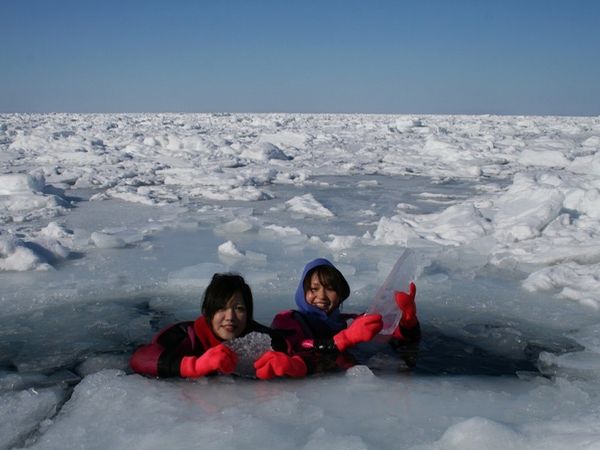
[{"left": 352, "top": 322, "right": 582, "bottom": 378}]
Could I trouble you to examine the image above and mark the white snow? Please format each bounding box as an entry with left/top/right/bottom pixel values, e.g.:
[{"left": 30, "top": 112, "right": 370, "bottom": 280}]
[
  {"left": 285, "top": 193, "right": 335, "bottom": 217},
  {"left": 2, "top": 112, "right": 600, "bottom": 449}
]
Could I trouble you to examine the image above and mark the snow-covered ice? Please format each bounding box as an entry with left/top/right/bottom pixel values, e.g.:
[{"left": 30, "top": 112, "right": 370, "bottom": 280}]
[{"left": 1, "top": 112, "right": 600, "bottom": 449}]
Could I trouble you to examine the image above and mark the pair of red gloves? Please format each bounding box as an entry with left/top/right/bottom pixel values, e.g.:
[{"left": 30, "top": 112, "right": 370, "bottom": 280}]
[
  {"left": 179, "top": 345, "right": 307, "bottom": 380},
  {"left": 255, "top": 312, "right": 385, "bottom": 378},
  {"left": 256, "top": 311, "right": 387, "bottom": 378},
  {"left": 300, "top": 284, "right": 418, "bottom": 354}
]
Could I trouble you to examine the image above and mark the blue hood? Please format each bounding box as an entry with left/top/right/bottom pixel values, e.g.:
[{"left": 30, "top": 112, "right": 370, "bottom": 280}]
[{"left": 294, "top": 258, "right": 349, "bottom": 333}]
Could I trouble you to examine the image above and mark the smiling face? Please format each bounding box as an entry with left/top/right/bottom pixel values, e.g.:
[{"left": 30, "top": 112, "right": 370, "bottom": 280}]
[
  {"left": 210, "top": 291, "right": 248, "bottom": 340},
  {"left": 305, "top": 272, "right": 341, "bottom": 314}
]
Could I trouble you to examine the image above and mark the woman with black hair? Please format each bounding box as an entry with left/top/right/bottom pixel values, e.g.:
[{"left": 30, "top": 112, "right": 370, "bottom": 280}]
[{"left": 130, "top": 273, "right": 305, "bottom": 379}]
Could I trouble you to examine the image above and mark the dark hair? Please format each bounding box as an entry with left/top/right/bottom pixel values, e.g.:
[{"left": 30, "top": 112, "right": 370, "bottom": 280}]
[
  {"left": 201, "top": 273, "right": 254, "bottom": 325},
  {"left": 303, "top": 265, "right": 350, "bottom": 302}
]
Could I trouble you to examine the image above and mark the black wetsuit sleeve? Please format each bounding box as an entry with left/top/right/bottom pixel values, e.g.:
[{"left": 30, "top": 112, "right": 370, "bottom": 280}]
[
  {"left": 130, "top": 322, "right": 199, "bottom": 378},
  {"left": 390, "top": 322, "right": 422, "bottom": 348},
  {"left": 155, "top": 324, "right": 195, "bottom": 377}
]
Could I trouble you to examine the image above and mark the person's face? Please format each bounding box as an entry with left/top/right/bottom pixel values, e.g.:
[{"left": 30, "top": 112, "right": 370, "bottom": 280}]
[
  {"left": 210, "top": 291, "right": 248, "bottom": 340},
  {"left": 305, "top": 272, "right": 340, "bottom": 314}
]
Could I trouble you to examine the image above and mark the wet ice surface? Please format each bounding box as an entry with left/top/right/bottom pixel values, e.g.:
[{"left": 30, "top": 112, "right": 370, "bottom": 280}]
[{"left": 1, "top": 113, "right": 600, "bottom": 449}]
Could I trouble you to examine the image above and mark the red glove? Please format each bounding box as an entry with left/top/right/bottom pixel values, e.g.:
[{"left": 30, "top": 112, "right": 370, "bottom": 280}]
[
  {"left": 395, "top": 282, "right": 417, "bottom": 327},
  {"left": 254, "top": 350, "right": 307, "bottom": 380},
  {"left": 180, "top": 344, "right": 237, "bottom": 378},
  {"left": 333, "top": 313, "right": 383, "bottom": 352}
]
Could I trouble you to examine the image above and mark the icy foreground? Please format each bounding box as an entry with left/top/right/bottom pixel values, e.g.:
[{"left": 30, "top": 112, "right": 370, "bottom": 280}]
[{"left": 1, "top": 113, "right": 600, "bottom": 449}]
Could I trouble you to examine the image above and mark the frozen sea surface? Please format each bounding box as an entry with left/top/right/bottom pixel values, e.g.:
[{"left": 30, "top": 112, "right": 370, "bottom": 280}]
[{"left": 1, "top": 113, "right": 600, "bottom": 449}]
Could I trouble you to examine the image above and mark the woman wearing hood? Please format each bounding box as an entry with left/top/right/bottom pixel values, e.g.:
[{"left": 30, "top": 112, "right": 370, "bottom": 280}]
[{"left": 254, "top": 258, "right": 421, "bottom": 377}]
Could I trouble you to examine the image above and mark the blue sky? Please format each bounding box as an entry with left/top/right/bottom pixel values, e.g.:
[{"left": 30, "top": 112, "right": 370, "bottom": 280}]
[{"left": 2, "top": 0, "right": 599, "bottom": 115}]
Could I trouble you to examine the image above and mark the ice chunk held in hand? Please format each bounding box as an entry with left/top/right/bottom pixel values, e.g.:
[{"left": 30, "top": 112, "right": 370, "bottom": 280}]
[
  {"left": 367, "top": 248, "right": 419, "bottom": 335},
  {"left": 225, "top": 332, "right": 273, "bottom": 378}
]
